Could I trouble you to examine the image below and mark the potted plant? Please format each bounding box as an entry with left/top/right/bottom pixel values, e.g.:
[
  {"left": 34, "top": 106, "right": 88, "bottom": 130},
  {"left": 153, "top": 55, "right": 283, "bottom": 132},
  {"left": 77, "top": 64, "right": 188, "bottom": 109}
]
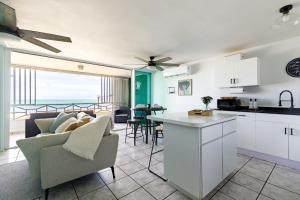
[{"left": 201, "top": 96, "right": 213, "bottom": 111}]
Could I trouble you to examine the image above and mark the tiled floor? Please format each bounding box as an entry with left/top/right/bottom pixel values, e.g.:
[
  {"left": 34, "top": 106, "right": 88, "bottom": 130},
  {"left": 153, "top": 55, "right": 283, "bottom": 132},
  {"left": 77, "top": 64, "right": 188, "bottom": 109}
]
[{"left": 1, "top": 125, "right": 300, "bottom": 200}]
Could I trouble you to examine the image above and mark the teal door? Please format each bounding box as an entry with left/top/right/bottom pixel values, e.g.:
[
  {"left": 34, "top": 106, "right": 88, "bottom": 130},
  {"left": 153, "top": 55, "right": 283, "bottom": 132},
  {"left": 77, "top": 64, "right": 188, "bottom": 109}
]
[{"left": 135, "top": 71, "right": 151, "bottom": 106}]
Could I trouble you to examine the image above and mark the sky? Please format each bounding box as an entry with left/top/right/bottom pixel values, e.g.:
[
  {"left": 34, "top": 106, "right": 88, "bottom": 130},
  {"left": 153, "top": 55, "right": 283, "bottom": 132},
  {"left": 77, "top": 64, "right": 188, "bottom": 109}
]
[{"left": 36, "top": 70, "right": 102, "bottom": 100}]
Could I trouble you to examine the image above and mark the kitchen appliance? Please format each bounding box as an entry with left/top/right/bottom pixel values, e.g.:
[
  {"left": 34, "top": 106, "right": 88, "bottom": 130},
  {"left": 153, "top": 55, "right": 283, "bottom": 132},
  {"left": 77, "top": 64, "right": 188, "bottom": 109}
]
[{"left": 217, "top": 98, "right": 241, "bottom": 110}]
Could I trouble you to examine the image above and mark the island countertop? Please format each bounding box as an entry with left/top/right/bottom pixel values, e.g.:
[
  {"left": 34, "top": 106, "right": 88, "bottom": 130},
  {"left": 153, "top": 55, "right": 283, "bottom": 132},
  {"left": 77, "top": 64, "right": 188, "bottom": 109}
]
[{"left": 147, "top": 112, "right": 236, "bottom": 128}]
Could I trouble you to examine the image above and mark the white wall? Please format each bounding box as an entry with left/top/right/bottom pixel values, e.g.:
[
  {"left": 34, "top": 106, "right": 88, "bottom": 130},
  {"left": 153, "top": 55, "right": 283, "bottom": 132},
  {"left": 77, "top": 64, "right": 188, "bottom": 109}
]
[{"left": 154, "top": 36, "right": 300, "bottom": 112}]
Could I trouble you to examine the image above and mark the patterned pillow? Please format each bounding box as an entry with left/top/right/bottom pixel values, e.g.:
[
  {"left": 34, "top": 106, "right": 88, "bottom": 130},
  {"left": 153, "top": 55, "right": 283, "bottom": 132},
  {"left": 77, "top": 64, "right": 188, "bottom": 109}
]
[{"left": 64, "top": 118, "right": 90, "bottom": 132}]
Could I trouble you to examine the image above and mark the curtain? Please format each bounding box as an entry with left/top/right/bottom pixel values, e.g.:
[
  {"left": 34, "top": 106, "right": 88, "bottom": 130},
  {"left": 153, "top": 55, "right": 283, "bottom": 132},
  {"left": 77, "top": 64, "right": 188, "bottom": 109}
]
[
  {"left": 0, "top": 46, "right": 11, "bottom": 151},
  {"left": 112, "top": 77, "right": 129, "bottom": 108}
]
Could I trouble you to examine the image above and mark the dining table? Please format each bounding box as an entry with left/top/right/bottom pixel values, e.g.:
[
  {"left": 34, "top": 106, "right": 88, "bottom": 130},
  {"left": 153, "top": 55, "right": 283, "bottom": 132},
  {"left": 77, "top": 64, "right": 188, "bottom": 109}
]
[{"left": 132, "top": 106, "right": 167, "bottom": 144}]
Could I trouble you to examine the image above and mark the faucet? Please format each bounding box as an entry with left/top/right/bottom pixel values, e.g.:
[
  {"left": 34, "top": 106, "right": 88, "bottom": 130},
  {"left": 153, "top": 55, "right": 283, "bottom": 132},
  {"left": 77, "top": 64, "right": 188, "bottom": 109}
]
[{"left": 279, "top": 90, "right": 294, "bottom": 108}]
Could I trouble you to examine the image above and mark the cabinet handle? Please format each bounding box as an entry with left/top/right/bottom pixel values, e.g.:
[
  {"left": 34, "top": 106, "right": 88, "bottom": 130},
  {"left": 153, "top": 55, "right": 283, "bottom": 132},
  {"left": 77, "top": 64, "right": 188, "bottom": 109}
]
[
  {"left": 291, "top": 128, "right": 294, "bottom": 136},
  {"left": 233, "top": 78, "right": 236, "bottom": 84},
  {"left": 237, "top": 114, "right": 246, "bottom": 117},
  {"left": 285, "top": 128, "right": 287, "bottom": 135},
  {"left": 230, "top": 79, "right": 232, "bottom": 84}
]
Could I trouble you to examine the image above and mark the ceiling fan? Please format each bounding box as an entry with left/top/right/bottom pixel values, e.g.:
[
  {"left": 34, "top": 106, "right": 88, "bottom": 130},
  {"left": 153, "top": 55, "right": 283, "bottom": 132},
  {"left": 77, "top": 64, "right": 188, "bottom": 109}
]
[
  {"left": 0, "top": 2, "right": 72, "bottom": 53},
  {"left": 131, "top": 56, "right": 179, "bottom": 71}
]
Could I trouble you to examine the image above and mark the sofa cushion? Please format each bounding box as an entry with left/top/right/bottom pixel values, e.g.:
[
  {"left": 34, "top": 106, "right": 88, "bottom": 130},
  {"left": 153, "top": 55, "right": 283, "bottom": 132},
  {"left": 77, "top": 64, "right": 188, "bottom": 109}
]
[
  {"left": 16, "top": 132, "right": 72, "bottom": 179},
  {"left": 55, "top": 117, "right": 77, "bottom": 133},
  {"left": 64, "top": 118, "right": 90, "bottom": 132},
  {"left": 63, "top": 116, "right": 110, "bottom": 160},
  {"left": 49, "top": 112, "right": 76, "bottom": 133},
  {"left": 35, "top": 118, "right": 55, "bottom": 133}
]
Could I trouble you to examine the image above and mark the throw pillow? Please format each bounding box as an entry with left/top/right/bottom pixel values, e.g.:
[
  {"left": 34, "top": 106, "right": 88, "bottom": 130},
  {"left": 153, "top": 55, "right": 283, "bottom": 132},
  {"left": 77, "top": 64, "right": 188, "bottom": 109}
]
[
  {"left": 63, "top": 116, "right": 110, "bottom": 160},
  {"left": 49, "top": 112, "right": 76, "bottom": 133},
  {"left": 55, "top": 117, "right": 77, "bottom": 133},
  {"left": 35, "top": 118, "right": 55, "bottom": 133},
  {"left": 64, "top": 118, "right": 90, "bottom": 132}
]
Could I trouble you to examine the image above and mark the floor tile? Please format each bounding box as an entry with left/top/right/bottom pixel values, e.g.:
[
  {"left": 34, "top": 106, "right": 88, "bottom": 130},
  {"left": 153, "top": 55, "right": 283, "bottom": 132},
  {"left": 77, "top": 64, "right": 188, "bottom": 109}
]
[
  {"left": 115, "top": 155, "right": 135, "bottom": 166},
  {"left": 130, "top": 168, "right": 157, "bottom": 186},
  {"left": 210, "top": 192, "right": 234, "bottom": 200},
  {"left": 0, "top": 148, "right": 19, "bottom": 161},
  {"left": 47, "top": 182, "right": 77, "bottom": 200},
  {"left": 79, "top": 186, "right": 117, "bottom": 200},
  {"left": 239, "top": 158, "right": 274, "bottom": 181},
  {"left": 143, "top": 179, "right": 176, "bottom": 200},
  {"left": 262, "top": 183, "right": 300, "bottom": 200},
  {"left": 119, "top": 161, "right": 145, "bottom": 175},
  {"left": 119, "top": 188, "right": 155, "bottom": 200},
  {"left": 72, "top": 173, "right": 105, "bottom": 197},
  {"left": 128, "top": 151, "right": 148, "bottom": 160},
  {"left": 0, "top": 157, "right": 17, "bottom": 166},
  {"left": 257, "top": 195, "right": 273, "bottom": 200},
  {"left": 236, "top": 154, "right": 251, "bottom": 169},
  {"left": 136, "top": 156, "right": 159, "bottom": 168},
  {"left": 108, "top": 176, "right": 140, "bottom": 199},
  {"left": 268, "top": 165, "right": 300, "bottom": 194},
  {"left": 98, "top": 167, "right": 127, "bottom": 184},
  {"left": 220, "top": 181, "right": 258, "bottom": 200},
  {"left": 149, "top": 162, "right": 165, "bottom": 177},
  {"left": 231, "top": 172, "right": 264, "bottom": 192},
  {"left": 152, "top": 152, "right": 164, "bottom": 162},
  {"left": 164, "top": 191, "right": 191, "bottom": 200}
]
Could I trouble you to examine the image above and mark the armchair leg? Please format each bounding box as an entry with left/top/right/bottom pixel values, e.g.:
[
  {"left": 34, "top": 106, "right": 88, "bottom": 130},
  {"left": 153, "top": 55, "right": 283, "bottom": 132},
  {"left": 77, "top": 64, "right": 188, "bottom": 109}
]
[
  {"left": 111, "top": 166, "right": 116, "bottom": 179},
  {"left": 44, "top": 188, "right": 49, "bottom": 200}
]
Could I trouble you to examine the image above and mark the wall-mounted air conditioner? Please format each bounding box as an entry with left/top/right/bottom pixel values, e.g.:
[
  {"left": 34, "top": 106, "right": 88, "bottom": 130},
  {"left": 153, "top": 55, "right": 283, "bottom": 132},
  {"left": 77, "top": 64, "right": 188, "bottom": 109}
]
[{"left": 163, "top": 64, "right": 191, "bottom": 78}]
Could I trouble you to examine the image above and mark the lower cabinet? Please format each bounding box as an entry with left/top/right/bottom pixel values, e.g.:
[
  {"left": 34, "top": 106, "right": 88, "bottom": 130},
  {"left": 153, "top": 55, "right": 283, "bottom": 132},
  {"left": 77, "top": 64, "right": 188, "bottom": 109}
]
[
  {"left": 223, "top": 132, "right": 237, "bottom": 178},
  {"left": 289, "top": 123, "right": 300, "bottom": 162},
  {"left": 255, "top": 121, "right": 289, "bottom": 159},
  {"left": 202, "top": 138, "right": 223, "bottom": 196},
  {"left": 201, "top": 120, "right": 237, "bottom": 197}
]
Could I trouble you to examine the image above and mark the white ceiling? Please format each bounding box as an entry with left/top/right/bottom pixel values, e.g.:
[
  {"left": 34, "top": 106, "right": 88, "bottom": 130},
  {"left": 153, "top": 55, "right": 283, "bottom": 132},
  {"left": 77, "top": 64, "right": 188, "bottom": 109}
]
[{"left": 2, "top": 0, "right": 300, "bottom": 68}]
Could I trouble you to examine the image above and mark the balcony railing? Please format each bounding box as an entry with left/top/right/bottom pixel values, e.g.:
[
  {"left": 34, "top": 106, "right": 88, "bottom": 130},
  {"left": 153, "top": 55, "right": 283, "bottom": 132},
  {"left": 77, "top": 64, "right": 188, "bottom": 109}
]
[{"left": 10, "top": 102, "right": 123, "bottom": 119}]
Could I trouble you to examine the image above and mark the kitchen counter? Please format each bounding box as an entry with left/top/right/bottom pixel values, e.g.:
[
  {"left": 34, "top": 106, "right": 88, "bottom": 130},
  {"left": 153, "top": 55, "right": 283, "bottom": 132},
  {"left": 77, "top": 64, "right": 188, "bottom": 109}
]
[
  {"left": 217, "top": 106, "right": 300, "bottom": 115},
  {"left": 147, "top": 112, "right": 236, "bottom": 127},
  {"left": 148, "top": 113, "right": 237, "bottom": 199}
]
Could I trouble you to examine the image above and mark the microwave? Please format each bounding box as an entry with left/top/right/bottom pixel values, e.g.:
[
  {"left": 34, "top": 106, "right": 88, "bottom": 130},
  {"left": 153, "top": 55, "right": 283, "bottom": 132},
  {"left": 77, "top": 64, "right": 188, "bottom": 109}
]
[{"left": 217, "top": 99, "right": 241, "bottom": 110}]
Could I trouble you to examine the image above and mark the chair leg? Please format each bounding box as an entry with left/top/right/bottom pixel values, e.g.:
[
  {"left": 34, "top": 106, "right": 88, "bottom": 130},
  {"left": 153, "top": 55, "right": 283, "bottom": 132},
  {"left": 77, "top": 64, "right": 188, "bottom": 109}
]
[
  {"left": 125, "top": 122, "right": 129, "bottom": 143},
  {"left": 134, "top": 123, "right": 137, "bottom": 146},
  {"left": 111, "top": 166, "right": 116, "bottom": 179},
  {"left": 44, "top": 188, "right": 49, "bottom": 200}
]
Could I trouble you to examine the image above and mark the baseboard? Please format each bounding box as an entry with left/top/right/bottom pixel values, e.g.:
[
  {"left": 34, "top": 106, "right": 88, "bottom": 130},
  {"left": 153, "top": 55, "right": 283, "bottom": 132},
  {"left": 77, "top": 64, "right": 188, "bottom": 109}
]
[{"left": 238, "top": 147, "right": 300, "bottom": 170}]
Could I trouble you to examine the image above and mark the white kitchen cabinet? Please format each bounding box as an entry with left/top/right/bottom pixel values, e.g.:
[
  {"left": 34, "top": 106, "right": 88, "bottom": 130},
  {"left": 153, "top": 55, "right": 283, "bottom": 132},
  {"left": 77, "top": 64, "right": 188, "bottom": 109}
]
[
  {"left": 235, "top": 57, "right": 260, "bottom": 87},
  {"left": 202, "top": 138, "right": 223, "bottom": 196},
  {"left": 255, "top": 121, "right": 289, "bottom": 159},
  {"left": 214, "top": 111, "right": 255, "bottom": 150},
  {"left": 214, "top": 57, "right": 260, "bottom": 88},
  {"left": 223, "top": 131, "right": 237, "bottom": 178},
  {"left": 214, "top": 62, "right": 235, "bottom": 87},
  {"left": 289, "top": 123, "right": 300, "bottom": 162}
]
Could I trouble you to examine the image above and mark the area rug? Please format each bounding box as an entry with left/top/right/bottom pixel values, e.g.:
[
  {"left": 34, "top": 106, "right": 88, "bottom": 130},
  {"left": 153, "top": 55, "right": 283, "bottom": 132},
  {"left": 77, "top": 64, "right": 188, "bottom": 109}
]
[{"left": 0, "top": 161, "right": 42, "bottom": 200}]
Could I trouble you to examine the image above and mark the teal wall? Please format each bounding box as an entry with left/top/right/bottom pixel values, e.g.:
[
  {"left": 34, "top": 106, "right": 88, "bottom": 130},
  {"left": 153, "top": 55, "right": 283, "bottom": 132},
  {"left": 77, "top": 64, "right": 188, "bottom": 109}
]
[
  {"left": 135, "top": 71, "right": 151, "bottom": 105},
  {"left": 151, "top": 71, "right": 165, "bottom": 107}
]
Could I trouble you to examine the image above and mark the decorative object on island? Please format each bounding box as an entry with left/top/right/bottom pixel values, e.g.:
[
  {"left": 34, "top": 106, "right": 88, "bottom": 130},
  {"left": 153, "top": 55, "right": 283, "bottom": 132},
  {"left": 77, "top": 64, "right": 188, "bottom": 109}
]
[
  {"left": 168, "top": 87, "right": 175, "bottom": 94},
  {"left": 188, "top": 109, "right": 213, "bottom": 116},
  {"left": 201, "top": 96, "right": 213, "bottom": 110},
  {"left": 286, "top": 57, "right": 300, "bottom": 77},
  {"left": 178, "top": 79, "right": 192, "bottom": 96}
]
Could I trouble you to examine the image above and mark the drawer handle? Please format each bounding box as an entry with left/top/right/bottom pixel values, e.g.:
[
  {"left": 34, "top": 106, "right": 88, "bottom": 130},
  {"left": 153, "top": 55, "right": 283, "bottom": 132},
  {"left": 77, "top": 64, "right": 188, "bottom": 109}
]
[
  {"left": 285, "top": 128, "right": 287, "bottom": 135},
  {"left": 237, "top": 115, "right": 246, "bottom": 117},
  {"left": 291, "top": 128, "right": 294, "bottom": 136}
]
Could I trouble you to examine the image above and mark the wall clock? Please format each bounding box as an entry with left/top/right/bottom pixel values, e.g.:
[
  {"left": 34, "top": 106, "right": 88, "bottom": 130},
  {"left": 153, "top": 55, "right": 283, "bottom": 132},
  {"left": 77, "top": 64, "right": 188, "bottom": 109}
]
[{"left": 286, "top": 58, "right": 300, "bottom": 77}]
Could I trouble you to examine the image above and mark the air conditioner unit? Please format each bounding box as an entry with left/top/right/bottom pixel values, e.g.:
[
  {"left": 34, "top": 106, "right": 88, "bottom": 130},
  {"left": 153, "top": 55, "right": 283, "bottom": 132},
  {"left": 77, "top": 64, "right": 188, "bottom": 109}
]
[{"left": 163, "top": 64, "right": 191, "bottom": 78}]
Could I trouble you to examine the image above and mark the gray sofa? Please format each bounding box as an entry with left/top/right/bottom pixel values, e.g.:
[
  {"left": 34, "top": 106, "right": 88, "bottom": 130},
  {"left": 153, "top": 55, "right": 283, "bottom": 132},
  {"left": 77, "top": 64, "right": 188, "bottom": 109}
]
[{"left": 17, "top": 117, "right": 119, "bottom": 199}]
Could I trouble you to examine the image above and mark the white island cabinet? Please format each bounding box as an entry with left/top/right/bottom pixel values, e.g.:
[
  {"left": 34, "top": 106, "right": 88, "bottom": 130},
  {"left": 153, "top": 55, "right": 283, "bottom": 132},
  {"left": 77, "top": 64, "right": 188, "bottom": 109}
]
[{"left": 147, "top": 113, "right": 237, "bottom": 200}]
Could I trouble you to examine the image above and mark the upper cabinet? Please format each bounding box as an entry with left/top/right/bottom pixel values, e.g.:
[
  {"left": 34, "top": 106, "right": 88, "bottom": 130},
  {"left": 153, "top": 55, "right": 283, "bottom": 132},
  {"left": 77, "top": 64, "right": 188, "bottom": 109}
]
[{"left": 214, "top": 57, "right": 260, "bottom": 88}]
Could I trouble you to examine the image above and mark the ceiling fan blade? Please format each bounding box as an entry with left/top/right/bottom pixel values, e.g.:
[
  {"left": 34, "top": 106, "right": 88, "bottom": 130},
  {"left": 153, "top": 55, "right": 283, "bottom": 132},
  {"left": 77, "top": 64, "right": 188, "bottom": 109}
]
[
  {"left": 160, "top": 63, "right": 179, "bottom": 67},
  {"left": 18, "top": 29, "right": 72, "bottom": 42},
  {"left": 0, "top": 2, "right": 17, "bottom": 30},
  {"left": 155, "top": 57, "right": 172, "bottom": 63},
  {"left": 134, "top": 57, "right": 148, "bottom": 63},
  {"left": 155, "top": 66, "right": 164, "bottom": 71},
  {"left": 22, "top": 37, "right": 61, "bottom": 53},
  {"left": 123, "top": 64, "right": 145, "bottom": 65}
]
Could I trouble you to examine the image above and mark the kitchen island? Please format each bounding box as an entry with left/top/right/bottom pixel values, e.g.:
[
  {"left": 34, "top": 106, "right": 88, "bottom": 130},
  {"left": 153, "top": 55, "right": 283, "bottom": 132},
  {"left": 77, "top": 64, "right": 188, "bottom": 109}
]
[{"left": 148, "top": 113, "right": 237, "bottom": 200}]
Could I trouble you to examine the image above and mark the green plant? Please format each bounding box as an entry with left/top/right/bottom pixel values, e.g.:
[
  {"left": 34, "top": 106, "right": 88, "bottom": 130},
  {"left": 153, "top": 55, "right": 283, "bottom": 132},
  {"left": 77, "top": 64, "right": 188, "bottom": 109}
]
[{"left": 201, "top": 96, "right": 213, "bottom": 110}]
